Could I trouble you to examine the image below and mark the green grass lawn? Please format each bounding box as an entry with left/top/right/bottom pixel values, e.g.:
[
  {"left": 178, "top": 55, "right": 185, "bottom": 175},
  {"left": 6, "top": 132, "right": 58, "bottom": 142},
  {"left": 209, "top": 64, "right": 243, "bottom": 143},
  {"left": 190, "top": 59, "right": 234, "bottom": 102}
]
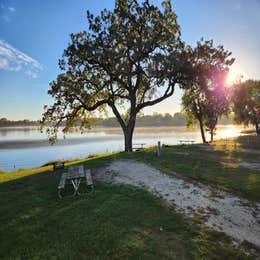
[
  {"left": 0, "top": 135, "right": 259, "bottom": 259},
  {"left": 0, "top": 167, "right": 257, "bottom": 259}
]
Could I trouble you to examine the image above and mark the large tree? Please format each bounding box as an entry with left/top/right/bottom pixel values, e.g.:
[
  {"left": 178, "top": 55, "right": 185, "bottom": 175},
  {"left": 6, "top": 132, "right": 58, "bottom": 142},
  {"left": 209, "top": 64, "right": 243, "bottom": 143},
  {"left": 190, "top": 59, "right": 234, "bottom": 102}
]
[
  {"left": 181, "top": 39, "right": 234, "bottom": 143},
  {"left": 232, "top": 80, "right": 260, "bottom": 135},
  {"left": 42, "top": 0, "right": 190, "bottom": 151}
]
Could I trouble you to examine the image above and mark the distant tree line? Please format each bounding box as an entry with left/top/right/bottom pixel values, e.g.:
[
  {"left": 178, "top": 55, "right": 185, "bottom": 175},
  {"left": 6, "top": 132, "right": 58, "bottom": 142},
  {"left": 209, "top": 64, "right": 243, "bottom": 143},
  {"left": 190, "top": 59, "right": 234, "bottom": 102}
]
[
  {"left": 97, "top": 113, "right": 187, "bottom": 127},
  {"left": 100, "top": 113, "right": 232, "bottom": 127},
  {"left": 0, "top": 113, "right": 233, "bottom": 128},
  {"left": 0, "top": 118, "right": 40, "bottom": 127}
]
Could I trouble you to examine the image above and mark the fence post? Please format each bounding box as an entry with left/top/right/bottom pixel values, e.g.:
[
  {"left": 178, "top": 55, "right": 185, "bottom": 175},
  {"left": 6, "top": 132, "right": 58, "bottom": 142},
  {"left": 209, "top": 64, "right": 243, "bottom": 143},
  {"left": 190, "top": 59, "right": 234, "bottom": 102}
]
[{"left": 157, "top": 141, "right": 161, "bottom": 157}]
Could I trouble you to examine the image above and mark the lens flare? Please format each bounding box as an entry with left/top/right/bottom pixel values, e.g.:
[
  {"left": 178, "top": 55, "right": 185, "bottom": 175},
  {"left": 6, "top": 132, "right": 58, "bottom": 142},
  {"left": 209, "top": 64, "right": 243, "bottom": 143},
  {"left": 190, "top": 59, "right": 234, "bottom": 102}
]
[{"left": 226, "top": 70, "right": 239, "bottom": 85}]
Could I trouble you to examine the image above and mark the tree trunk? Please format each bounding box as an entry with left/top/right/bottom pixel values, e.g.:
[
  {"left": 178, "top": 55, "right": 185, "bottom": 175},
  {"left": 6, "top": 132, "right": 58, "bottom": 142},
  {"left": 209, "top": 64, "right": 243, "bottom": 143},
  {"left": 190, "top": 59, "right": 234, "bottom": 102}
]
[
  {"left": 210, "top": 128, "right": 214, "bottom": 142},
  {"left": 123, "top": 115, "right": 136, "bottom": 152},
  {"left": 256, "top": 122, "right": 260, "bottom": 136},
  {"left": 251, "top": 109, "right": 260, "bottom": 135},
  {"left": 198, "top": 117, "right": 207, "bottom": 143},
  {"left": 109, "top": 101, "right": 136, "bottom": 152},
  {"left": 124, "top": 129, "right": 133, "bottom": 152}
]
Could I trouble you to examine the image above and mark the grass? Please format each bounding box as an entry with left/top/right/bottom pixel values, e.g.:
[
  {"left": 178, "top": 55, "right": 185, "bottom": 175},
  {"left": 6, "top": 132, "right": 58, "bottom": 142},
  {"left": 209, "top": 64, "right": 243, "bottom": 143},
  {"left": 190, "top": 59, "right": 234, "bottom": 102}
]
[
  {"left": 214, "top": 134, "right": 260, "bottom": 150},
  {"left": 0, "top": 152, "right": 117, "bottom": 183},
  {"left": 0, "top": 166, "right": 257, "bottom": 259},
  {"left": 0, "top": 134, "right": 259, "bottom": 258}
]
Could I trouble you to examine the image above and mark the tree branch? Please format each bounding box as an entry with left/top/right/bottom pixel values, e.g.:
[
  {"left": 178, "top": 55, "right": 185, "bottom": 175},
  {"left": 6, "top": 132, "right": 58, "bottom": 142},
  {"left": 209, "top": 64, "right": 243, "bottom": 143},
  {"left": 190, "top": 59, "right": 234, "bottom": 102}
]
[
  {"left": 136, "top": 83, "right": 175, "bottom": 111},
  {"left": 73, "top": 95, "right": 109, "bottom": 111},
  {"left": 108, "top": 100, "right": 126, "bottom": 131}
]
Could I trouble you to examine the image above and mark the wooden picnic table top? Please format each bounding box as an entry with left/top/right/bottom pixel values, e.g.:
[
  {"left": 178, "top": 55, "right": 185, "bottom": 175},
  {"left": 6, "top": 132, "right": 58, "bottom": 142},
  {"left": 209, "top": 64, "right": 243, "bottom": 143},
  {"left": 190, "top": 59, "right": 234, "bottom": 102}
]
[
  {"left": 179, "top": 140, "right": 195, "bottom": 143},
  {"left": 65, "top": 171, "right": 85, "bottom": 179},
  {"left": 65, "top": 165, "right": 85, "bottom": 179},
  {"left": 133, "top": 143, "right": 146, "bottom": 150}
]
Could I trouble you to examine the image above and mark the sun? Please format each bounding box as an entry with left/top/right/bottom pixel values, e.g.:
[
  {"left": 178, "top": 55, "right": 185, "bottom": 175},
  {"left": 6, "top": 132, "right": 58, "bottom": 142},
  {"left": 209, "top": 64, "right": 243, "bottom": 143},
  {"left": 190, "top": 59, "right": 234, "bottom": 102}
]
[{"left": 226, "top": 70, "right": 239, "bottom": 85}]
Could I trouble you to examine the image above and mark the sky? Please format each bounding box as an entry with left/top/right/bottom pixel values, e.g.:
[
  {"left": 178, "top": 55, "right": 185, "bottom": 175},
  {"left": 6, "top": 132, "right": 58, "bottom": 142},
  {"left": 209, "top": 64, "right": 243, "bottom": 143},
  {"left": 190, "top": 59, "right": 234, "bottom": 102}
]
[{"left": 0, "top": 0, "right": 260, "bottom": 120}]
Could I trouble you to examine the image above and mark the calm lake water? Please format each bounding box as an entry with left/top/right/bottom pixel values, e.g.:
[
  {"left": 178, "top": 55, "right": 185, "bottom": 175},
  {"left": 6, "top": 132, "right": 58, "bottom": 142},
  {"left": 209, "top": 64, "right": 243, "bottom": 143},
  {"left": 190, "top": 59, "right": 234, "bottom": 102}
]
[{"left": 0, "top": 125, "right": 246, "bottom": 171}]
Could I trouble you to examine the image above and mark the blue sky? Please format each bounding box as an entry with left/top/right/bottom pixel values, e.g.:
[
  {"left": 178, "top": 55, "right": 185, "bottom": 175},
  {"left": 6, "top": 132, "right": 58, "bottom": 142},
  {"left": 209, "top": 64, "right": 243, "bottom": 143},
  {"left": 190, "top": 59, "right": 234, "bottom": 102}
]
[{"left": 0, "top": 0, "right": 260, "bottom": 120}]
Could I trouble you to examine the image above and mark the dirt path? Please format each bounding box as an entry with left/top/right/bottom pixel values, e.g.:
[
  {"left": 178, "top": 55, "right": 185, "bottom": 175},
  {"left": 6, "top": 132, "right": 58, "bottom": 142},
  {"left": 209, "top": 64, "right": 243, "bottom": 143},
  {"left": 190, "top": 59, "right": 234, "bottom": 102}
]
[{"left": 94, "top": 160, "right": 260, "bottom": 247}]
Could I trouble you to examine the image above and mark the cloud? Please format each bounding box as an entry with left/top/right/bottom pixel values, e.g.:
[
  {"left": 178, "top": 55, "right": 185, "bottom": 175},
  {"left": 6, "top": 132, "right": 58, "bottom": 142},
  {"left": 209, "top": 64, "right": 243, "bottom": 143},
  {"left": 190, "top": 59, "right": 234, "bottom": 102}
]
[
  {"left": 0, "top": 39, "right": 43, "bottom": 78},
  {"left": 0, "top": 58, "right": 9, "bottom": 69},
  {"left": 26, "top": 70, "right": 38, "bottom": 78},
  {"left": 8, "top": 6, "right": 16, "bottom": 12},
  {"left": 1, "top": 5, "right": 16, "bottom": 22}
]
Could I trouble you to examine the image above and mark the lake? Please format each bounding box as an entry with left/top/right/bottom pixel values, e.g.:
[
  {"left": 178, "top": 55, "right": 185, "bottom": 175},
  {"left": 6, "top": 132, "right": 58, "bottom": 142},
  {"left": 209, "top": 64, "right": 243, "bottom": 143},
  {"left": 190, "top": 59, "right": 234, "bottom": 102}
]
[{"left": 0, "top": 125, "right": 246, "bottom": 171}]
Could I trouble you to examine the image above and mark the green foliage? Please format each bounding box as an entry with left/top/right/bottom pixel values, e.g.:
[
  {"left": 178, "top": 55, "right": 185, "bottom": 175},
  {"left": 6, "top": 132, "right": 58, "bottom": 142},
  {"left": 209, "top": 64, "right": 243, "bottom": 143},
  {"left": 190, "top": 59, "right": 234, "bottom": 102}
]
[
  {"left": 181, "top": 89, "right": 198, "bottom": 127},
  {"left": 232, "top": 80, "right": 260, "bottom": 134}
]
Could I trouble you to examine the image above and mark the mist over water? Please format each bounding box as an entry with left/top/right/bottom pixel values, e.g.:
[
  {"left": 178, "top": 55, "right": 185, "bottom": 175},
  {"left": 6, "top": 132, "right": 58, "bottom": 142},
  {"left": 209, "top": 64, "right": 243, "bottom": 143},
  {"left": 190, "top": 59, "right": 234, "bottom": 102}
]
[{"left": 0, "top": 125, "right": 246, "bottom": 171}]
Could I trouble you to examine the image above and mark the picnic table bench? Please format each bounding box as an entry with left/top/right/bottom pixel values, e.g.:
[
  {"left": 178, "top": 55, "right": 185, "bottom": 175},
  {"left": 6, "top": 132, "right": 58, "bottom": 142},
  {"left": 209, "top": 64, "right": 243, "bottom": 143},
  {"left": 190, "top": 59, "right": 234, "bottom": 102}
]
[
  {"left": 133, "top": 143, "right": 146, "bottom": 151},
  {"left": 58, "top": 164, "right": 94, "bottom": 198},
  {"left": 179, "top": 140, "right": 195, "bottom": 145}
]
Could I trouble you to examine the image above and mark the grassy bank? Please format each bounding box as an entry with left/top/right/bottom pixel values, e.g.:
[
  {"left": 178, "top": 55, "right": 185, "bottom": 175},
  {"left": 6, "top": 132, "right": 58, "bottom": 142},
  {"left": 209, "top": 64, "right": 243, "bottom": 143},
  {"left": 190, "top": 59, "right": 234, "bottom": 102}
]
[{"left": 0, "top": 135, "right": 259, "bottom": 259}]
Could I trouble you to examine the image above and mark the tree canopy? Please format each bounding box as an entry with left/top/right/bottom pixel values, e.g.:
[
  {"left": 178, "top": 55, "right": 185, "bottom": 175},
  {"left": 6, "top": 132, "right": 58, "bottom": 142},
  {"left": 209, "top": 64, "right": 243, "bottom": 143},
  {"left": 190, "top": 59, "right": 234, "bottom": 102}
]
[
  {"left": 232, "top": 80, "right": 260, "bottom": 135},
  {"left": 42, "top": 0, "right": 192, "bottom": 151},
  {"left": 181, "top": 39, "right": 234, "bottom": 142}
]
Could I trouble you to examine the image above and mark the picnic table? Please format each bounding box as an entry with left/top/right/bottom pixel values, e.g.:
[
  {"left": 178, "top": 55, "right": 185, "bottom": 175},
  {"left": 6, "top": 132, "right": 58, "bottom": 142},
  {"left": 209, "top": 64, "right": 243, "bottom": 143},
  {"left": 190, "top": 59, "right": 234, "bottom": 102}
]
[
  {"left": 58, "top": 164, "right": 94, "bottom": 198},
  {"left": 179, "top": 140, "right": 195, "bottom": 145},
  {"left": 133, "top": 143, "right": 146, "bottom": 151}
]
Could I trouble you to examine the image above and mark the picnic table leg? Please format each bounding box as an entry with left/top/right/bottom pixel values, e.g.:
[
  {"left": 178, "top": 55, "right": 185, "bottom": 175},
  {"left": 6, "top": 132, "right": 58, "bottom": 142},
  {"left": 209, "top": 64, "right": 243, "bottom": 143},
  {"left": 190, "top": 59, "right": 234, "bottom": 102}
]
[
  {"left": 75, "top": 179, "right": 82, "bottom": 195},
  {"left": 71, "top": 179, "right": 80, "bottom": 196},
  {"left": 77, "top": 176, "right": 94, "bottom": 195},
  {"left": 58, "top": 179, "right": 79, "bottom": 199},
  {"left": 58, "top": 189, "right": 63, "bottom": 199}
]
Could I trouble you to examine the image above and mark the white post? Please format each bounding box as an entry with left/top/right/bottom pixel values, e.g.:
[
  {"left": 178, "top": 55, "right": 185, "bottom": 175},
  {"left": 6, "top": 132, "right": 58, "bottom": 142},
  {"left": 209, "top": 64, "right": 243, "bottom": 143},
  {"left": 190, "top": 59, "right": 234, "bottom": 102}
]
[{"left": 157, "top": 141, "right": 161, "bottom": 157}]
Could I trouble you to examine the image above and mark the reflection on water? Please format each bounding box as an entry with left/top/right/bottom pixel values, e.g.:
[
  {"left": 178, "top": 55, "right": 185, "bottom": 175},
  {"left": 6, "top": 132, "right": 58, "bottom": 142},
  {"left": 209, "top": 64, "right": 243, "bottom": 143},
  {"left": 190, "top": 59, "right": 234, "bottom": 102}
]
[
  {"left": 0, "top": 125, "right": 248, "bottom": 171},
  {"left": 0, "top": 126, "right": 41, "bottom": 140}
]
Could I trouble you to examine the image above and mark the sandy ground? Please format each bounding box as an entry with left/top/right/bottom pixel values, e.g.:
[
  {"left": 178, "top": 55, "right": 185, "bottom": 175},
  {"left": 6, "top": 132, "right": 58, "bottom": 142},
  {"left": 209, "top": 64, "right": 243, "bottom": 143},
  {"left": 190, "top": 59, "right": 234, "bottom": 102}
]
[{"left": 93, "top": 160, "right": 260, "bottom": 247}]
